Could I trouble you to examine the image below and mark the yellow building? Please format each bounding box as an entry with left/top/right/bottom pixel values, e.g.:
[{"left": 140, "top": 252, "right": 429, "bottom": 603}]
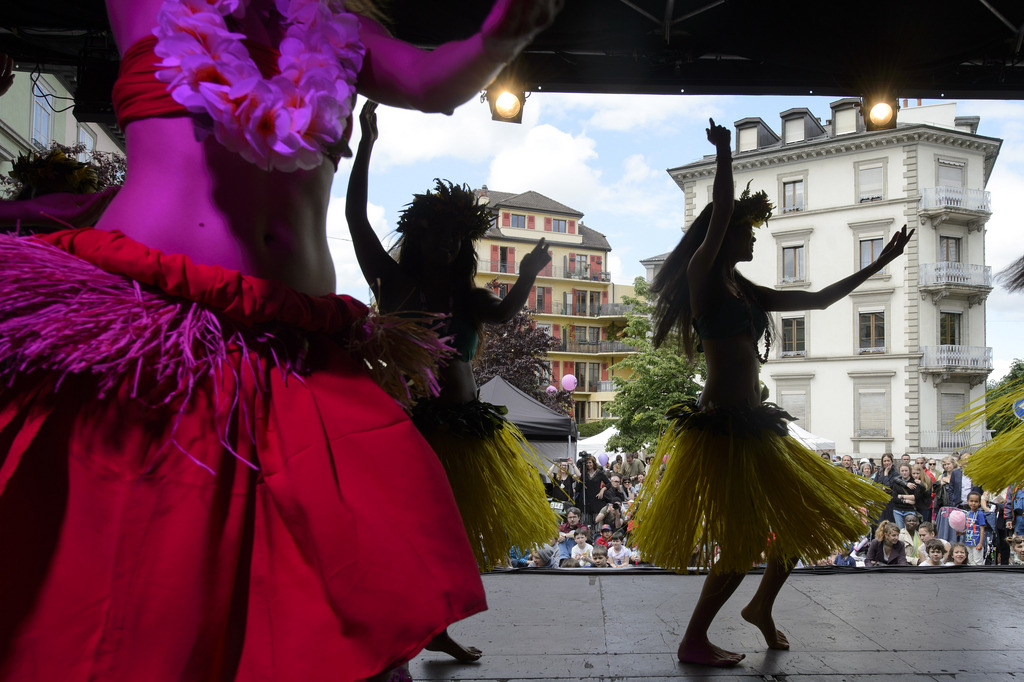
[{"left": 474, "top": 187, "right": 635, "bottom": 424}]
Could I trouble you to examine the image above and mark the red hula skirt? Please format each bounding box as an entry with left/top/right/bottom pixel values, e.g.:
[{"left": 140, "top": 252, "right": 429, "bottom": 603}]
[{"left": 0, "top": 228, "right": 486, "bottom": 681}]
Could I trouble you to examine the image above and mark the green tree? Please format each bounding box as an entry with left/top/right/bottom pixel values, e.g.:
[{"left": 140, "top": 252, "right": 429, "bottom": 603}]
[
  {"left": 605, "top": 276, "right": 704, "bottom": 452},
  {"left": 984, "top": 358, "right": 1024, "bottom": 436},
  {"left": 472, "top": 303, "right": 572, "bottom": 415}
]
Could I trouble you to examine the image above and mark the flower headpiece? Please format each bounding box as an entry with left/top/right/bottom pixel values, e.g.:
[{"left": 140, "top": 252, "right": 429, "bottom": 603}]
[
  {"left": 8, "top": 148, "right": 99, "bottom": 197},
  {"left": 153, "top": 0, "right": 365, "bottom": 172},
  {"left": 735, "top": 180, "right": 773, "bottom": 227},
  {"left": 396, "top": 180, "right": 492, "bottom": 242}
]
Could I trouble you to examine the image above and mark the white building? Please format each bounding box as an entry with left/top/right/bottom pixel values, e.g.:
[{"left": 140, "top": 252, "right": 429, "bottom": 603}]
[
  {"left": 1, "top": 68, "right": 123, "bottom": 179},
  {"left": 648, "top": 100, "right": 1001, "bottom": 458}
]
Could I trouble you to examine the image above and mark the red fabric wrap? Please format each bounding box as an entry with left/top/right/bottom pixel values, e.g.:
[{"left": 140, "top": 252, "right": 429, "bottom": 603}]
[
  {"left": 38, "top": 227, "right": 370, "bottom": 332},
  {"left": 113, "top": 35, "right": 281, "bottom": 129},
  {"left": 0, "top": 230, "right": 487, "bottom": 681}
]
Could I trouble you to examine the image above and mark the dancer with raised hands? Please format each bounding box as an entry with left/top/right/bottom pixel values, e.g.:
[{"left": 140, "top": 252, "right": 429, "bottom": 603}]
[
  {"left": 630, "top": 119, "right": 909, "bottom": 667},
  {"left": 0, "top": 1, "right": 562, "bottom": 681},
  {"left": 347, "top": 100, "right": 559, "bottom": 582}
]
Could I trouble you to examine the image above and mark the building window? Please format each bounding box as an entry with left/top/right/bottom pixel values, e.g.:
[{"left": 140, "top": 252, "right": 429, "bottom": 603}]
[
  {"left": 859, "top": 237, "right": 883, "bottom": 269},
  {"left": 939, "top": 236, "right": 961, "bottom": 263},
  {"left": 588, "top": 327, "right": 601, "bottom": 343},
  {"left": 937, "top": 158, "right": 965, "bottom": 188},
  {"left": 31, "top": 81, "right": 54, "bottom": 149},
  {"left": 497, "top": 283, "right": 509, "bottom": 298},
  {"left": 552, "top": 219, "right": 567, "bottom": 233},
  {"left": 574, "top": 362, "right": 587, "bottom": 388},
  {"left": 738, "top": 126, "right": 757, "bottom": 152},
  {"left": 589, "top": 290, "right": 601, "bottom": 313},
  {"left": 858, "top": 311, "right": 885, "bottom": 353},
  {"left": 575, "top": 289, "right": 588, "bottom": 316},
  {"left": 834, "top": 107, "right": 857, "bottom": 135},
  {"left": 857, "top": 162, "right": 884, "bottom": 202},
  {"left": 540, "top": 361, "right": 551, "bottom": 384},
  {"left": 856, "top": 389, "right": 889, "bottom": 437},
  {"left": 781, "top": 316, "right": 805, "bottom": 356},
  {"left": 782, "top": 245, "right": 805, "bottom": 282},
  {"left": 498, "top": 247, "right": 514, "bottom": 273},
  {"left": 779, "top": 391, "right": 807, "bottom": 423},
  {"left": 588, "top": 363, "right": 600, "bottom": 392},
  {"left": 77, "top": 125, "right": 97, "bottom": 161},
  {"left": 508, "top": 213, "right": 526, "bottom": 228},
  {"left": 940, "top": 392, "right": 967, "bottom": 432},
  {"left": 536, "top": 323, "right": 551, "bottom": 335},
  {"left": 784, "top": 118, "right": 804, "bottom": 144},
  {"left": 782, "top": 180, "right": 804, "bottom": 213},
  {"left": 536, "top": 287, "right": 546, "bottom": 311},
  {"left": 939, "top": 312, "right": 962, "bottom": 346}
]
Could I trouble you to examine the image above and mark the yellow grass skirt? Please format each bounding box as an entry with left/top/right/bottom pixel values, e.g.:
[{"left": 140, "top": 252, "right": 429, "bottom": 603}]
[
  {"left": 414, "top": 400, "right": 559, "bottom": 571},
  {"left": 960, "top": 380, "right": 1024, "bottom": 489},
  {"left": 631, "top": 401, "right": 890, "bottom": 574}
]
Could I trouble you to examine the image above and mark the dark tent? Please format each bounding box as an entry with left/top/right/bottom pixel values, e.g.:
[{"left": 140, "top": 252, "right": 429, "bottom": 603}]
[{"left": 478, "top": 376, "right": 577, "bottom": 469}]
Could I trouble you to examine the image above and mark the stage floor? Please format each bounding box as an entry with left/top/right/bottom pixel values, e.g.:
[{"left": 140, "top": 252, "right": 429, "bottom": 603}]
[{"left": 409, "top": 568, "right": 1024, "bottom": 681}]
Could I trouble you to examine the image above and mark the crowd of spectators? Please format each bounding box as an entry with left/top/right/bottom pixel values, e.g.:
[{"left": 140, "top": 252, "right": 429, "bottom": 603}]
[{"left": 506, "top": 449, "right": 1024, "bottom": 571}]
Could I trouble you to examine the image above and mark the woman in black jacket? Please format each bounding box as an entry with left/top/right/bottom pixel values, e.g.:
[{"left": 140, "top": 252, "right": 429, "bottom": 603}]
[{"left": 576, "top": 454, "right": 612, "bottom": 526}]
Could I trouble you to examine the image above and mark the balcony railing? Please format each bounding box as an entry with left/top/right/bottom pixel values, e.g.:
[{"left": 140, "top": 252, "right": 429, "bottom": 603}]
[
  {"left": 541, "top": 302, "right": 635, "bottom": 318},
  {"left": 920, "top": 429, "right": 993, "bottom": 451},
  {"left": 594, "top": 380, "right": 616, "bottom": 392},
  {"left": 920, "top": 345, "right": 993, "bottom": 373},
  {"left": 480, "top": 262, "right": 612, "bottom": 282},
  {"left": 553, "top": 339, "right": 636, "bottom": 354},
  {"left": 919, "top": 262, "right": 993, "bottom": 288},
  {"left": 920, "top": 186, "right": 991, "bottom": 213}
]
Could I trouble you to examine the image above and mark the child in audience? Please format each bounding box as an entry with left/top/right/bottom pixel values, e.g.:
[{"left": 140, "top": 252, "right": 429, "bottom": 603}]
[
  {"left": 831, "top": 545, "right": 857, "bottom": 567},
  {"left": 949, "top": 542, "right": 969, "bottom": 567},
  {"left": 963, "top": 492, "right": 987, "bottom": 566},
  {"left": 595, "top": 524, "right": 614, "bottom": 548},
  {"left": 591, "top": 546, "right": 610, "bottom": 568},
  {"left": 918, "top": 522, "right": 951, "bottom": 560},
  {"left": 918, "top": 539, "right": 951, "bottom": 566},
  {"left": 608, "top": 533, "right": 632, "bottom": 567},
  {"left": 571, "top": 530, "right": 595, "bottom": 566},
  {"left": 1010, "top": 536, "right": 1024, "bottom": 566}
]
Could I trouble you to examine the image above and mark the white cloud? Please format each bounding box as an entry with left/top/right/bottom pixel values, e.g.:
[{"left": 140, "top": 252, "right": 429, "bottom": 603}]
[{"left": 536, "top": 93, "right": 724, "bottom": 133}]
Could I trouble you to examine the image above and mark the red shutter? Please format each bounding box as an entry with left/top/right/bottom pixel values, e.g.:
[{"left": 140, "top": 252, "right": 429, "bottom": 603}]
[
  {"left": 544, "top": 287, "right": 552, "bottom": 313},
  {"left": 502, "top": 212, "right": 510, "bottom": 227},
  {"left": 508, "top": 247, "right": 516, "bottom": 274},
  {"left": 593, "top": 256, "right": 602, "bottom": 273},
  {"left": 542, "top": 260, "right": 552, "bottom": 277},
  {"left": 601, "top": 363, "right": 609, "bottom": 381},
  {"left": 568, "top": 219, "right": 576, "bottom": 234},
  {"left": 553, "top": 324, "right": 561, "bottom": 339},
  {"left": 601, "top": 327, "right": 608, "bottom": 340},
  {"left": 602, "top": 291, "right": 609, "bottom": 304},
  {"left": 530, "top": 286, "right": 537, "bottom": 309},
  {"left": 571, "top": 288, "right": 577, "bottom": 315},
  {"left": 490, "top": 245, "right": 499, "bottom": 272},
  {"left": 568, "top": 254, "right": 575, "bottom": 274},
  {"left": 544, "top": 217, "right": 552, "bottom": 232},
  {"left": 527, "top": 215, "right": 535, "bottom": 230},
  {"left": 551, "top": 360, "right": 560, "bottom": 381}
]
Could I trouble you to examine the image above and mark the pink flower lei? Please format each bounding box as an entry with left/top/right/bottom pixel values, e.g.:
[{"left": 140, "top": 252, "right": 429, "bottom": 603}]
[{"left": 153, "top": 0, "right": 365, "bottom": 172}]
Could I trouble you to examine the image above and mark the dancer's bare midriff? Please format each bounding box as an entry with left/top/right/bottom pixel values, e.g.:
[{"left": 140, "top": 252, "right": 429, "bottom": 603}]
[{"left": 97, "top": 117, "right": 338, "bottom": 296}]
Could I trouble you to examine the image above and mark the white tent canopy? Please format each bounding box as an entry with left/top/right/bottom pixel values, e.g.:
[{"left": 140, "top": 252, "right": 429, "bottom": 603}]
[
  {"left": 576, "top": 426, "right": 620, "bottom": 458},
  {"left": 787, "top": 422, "right": 836, "bottom": 453}
]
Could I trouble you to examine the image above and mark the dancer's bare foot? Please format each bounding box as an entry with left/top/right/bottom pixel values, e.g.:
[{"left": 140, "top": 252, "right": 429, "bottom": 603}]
[
  {"left": 677, "top": 637, "right": 745, "bottom": 667},
  {"left": 425, "top": 629, "right": 482, "bottom": 662},
  {"left": 740, "top": 605, "right": 790, "bottom": 650}
]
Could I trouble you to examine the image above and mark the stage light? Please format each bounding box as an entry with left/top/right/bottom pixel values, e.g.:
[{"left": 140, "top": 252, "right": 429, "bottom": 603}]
[
  {"left": 485, "top": 87, "right": 526, "bottom": 124},
  {"left": 862, "top": 96, "right": 898, "bottom": 131}
]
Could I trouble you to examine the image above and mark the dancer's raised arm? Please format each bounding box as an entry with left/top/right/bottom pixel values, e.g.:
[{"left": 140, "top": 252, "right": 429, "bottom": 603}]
[
  {"left": 346, "top": 101, "right": 401, "bottom": 297},
  {"left": 754, "top": 225, "right": 914, "bottom": 311},
  {"left": 359, "top": 0, "right": 564, "bottom": 114},
  {"left": 687, "top": 119, "right": 735, "bottom": 292},
  {"left": 476, "top": 238, "right": 551, "bottom": 323}
]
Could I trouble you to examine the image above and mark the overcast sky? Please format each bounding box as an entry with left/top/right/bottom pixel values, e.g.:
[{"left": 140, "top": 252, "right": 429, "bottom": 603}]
[{"left": 325, "top": 93, "right": 1024, "bottom": 382}]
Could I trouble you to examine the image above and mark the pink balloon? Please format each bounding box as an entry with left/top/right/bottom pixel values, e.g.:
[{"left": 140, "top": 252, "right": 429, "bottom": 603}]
[
  {"left": 561, "top": 374, "right": 577, "bottom": 391},
  {"left": 598, "top": 453, "right": 609, "bottom": 467},
  {"left": 948, "top": 509, "right": 967, "bottom": 533},
  {"left": 546, "top": 385, "right": 557, "bottom": 395}
]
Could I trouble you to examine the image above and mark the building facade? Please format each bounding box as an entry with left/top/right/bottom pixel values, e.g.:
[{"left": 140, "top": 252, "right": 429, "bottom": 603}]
[
  {"left": 474, "top": 187, "right": 635, "bottom": 424},
  {"left": 1, "top": 68, "right": 123, "bottom": 179},
  {"left": 651, "top": 100, "right": 1000, "bottom": 458}
]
